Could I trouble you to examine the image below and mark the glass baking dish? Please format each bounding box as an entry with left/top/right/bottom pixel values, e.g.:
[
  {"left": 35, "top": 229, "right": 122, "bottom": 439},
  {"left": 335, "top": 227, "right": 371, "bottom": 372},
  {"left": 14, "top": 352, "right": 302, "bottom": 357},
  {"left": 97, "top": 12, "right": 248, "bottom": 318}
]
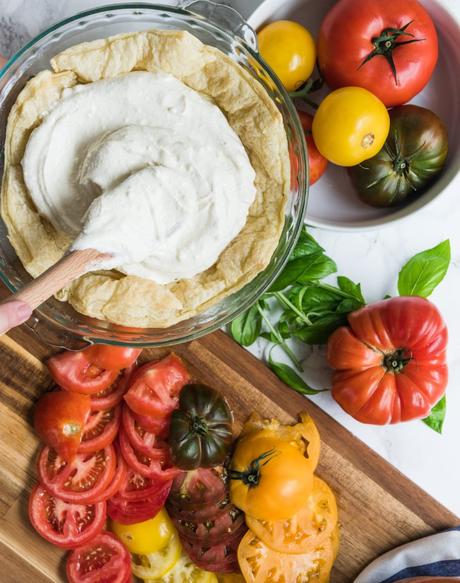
[{"left": 0, "top": 1, "right": 308, "bottom": 348}]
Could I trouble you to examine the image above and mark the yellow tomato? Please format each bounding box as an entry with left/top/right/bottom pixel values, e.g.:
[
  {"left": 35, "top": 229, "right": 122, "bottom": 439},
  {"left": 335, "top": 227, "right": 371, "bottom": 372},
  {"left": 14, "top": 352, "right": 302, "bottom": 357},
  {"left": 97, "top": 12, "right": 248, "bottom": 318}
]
[
  {"left": 146, "top": 554, "right": 218, "bottom": 583},
  {"left": 230, "top": 436, "right": 313, "bottom": 521},
  {"left": 258, "top": 20, "right": 316, "bottom": 91},
  {"left": 312, "top": 87, "right": 390, "bottom": 166},
  {"left": 111, "top": 508, "right": 175, "bottom": 555},
  {"left": 132, "top": 533, "right": 182, "bottom": 579}
]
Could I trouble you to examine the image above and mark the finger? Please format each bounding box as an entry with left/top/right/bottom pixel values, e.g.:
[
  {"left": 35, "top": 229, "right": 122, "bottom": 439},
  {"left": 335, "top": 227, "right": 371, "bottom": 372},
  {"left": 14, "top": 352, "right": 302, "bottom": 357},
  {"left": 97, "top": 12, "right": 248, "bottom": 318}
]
[{"left": 0, "top": 300, "right": 33, "bottom": 334}]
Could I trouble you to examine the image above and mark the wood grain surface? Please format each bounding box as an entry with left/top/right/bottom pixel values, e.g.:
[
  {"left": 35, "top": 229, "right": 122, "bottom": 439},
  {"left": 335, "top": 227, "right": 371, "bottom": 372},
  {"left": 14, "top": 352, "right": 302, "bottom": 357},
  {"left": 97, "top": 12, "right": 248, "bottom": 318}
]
[{"left": 0, "top": 325, "right": 457, "bottom": 583}]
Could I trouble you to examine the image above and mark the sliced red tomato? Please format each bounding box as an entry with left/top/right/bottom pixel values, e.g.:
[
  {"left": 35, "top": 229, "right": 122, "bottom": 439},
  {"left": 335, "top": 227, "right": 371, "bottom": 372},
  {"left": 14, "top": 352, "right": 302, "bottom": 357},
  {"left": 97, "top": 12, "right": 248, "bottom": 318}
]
[
  {"left": 28, "top": 484, "right": 106, "bottom": 549},
  {"left": 107, "top": 485, "right": 171, "bottom": 525},
  {"left": 130, "top": 409, "right": 170, "bottom": 436},
  {"left": 119, "top": 430, "right": 180, "bottom": 481},
  {"left": 121, "top": 405, "right": 167, "bottom": 455},
  {"left": 90, "top": 367, "right": 132, "bottom": 412},
  {"left": 98, "top": 450, "right": 128, "bottom": 502},
  {"left": 83, "top": 345, "right": 142, "bottom": 371},
  {"left": 34, "top": 391, "right": 91, "bottom": 461},
  {"left": 38, "top": 445, "right": 116, "bottom": 504},
  {"left": 117, "top": 468, "right": 172, "bottom": 501},
  {"left": 78, "top": 406, "right": 121, "bottom": 454},
  {"left": 124, "top": 354, "right": 190, "bottom": 417},
  {"left": 48, "top": 352, "right": 119, "bottom": 395},
  {"left": 298, "top": 111, "right": 328, "bottom": 185},
  {"left": 66, "top": 531, "right": 131, "bottom": 583}
]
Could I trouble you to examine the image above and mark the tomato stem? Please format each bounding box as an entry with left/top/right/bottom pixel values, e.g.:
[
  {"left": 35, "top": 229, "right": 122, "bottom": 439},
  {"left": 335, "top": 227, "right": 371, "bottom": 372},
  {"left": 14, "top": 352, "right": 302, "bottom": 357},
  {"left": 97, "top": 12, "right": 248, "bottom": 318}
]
[
  {"left": 383, "top": 348, "right": 412, "bottom": 373},
  {"left": 358, "top": 21, "right": 425, "bottom": 85},
  {"left": 229, "top": 448, "right": 277, "bottom": 487},
  {"left": 190, "top": 415, "right": 208, "bottom": 435}
]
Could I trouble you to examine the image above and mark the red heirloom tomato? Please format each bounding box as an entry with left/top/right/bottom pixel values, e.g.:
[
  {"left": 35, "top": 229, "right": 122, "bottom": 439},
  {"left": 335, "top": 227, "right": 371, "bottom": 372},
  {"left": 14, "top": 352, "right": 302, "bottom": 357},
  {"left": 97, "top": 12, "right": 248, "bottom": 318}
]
[
  {"left": 318, "top": 0, "right": 438, "bottom": 107},
  {"left": 78, "top": 406, "right": 121, "bottom": 454},
  {"left": 66, "top": 531, "right": 131, "bottom": 583},
  {"left": 327, "top": 296, "right": 448, "bottom": 424},
  {"left": 124, "top": 354, "right": 190, "bottom": 417},
  {"left": 29, "top": 484, "right": 106, "bottom": 549},
  {"left": 34, "top": 391, "right": 91, "bottom": 461},
  {"left": 298, "top": 111, "right": 328, "bottom": 185}
]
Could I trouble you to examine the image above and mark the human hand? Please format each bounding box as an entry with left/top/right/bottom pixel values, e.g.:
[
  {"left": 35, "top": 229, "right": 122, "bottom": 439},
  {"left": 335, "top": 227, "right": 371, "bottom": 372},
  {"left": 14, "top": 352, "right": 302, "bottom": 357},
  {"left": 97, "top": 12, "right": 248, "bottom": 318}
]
[{"left": 0, "top": 301, "right": 32, "bottom": 334}]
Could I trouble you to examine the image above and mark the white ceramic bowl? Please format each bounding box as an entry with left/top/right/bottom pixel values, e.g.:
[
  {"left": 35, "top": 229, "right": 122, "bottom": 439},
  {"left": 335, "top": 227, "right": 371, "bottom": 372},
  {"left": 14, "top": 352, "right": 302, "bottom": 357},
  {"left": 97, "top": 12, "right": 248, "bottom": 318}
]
[{"left": 249, "top": 0, "right": 460, "bottom": 231}]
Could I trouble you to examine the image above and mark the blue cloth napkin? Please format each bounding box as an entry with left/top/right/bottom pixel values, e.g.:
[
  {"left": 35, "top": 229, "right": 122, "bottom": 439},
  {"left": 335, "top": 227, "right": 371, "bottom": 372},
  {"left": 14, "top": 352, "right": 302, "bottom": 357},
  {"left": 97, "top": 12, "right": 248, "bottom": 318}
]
[{"left": 354, "top": 527, "right": 460, "bottom": 582}]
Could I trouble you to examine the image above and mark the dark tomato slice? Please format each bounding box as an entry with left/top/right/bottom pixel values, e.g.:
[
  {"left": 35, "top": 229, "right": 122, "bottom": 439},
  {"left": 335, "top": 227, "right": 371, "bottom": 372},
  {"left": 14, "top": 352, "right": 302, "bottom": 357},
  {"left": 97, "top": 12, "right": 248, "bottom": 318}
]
[
  {"left": 83, "top": 346, "right": 142, "bottom": 371},
  {"left": 168, "top": 466, "right": 227, "bottom": 510},
  {"left": 119, "top": 430, "right": 180, "bottom": 481},
  {"left": 171, "top": 502, "right": 245, "bottom": 545},
  {"left": 66, "top": 531, "right": 131, "bottom": 583},
  {"left": 48, "top": 352, "right": 119, "bottom": 395},
  {"left": 181, "top": 533, "right": 242, "bottom": 573},
  {"left": 90, "top": 367, "right": 133, "bottom": 412},
  {"left": 28, "top": 483, "right": 106, "bottom": 549},
  {"left": 167, "top": 494, "right": 231, "bottom": 523},
  {"left": 33, "top": 391, "right": 91, "bottom": 461},
  {"left": 78, "top": 406, "right": 121, "bottom": 454},
  {"left": 98, "top": 450, "right": 128, "bottom": 502},
  {"left": 124, "top": 354, "right": 190, "bottom": 417},
  {"left": 38, "top": 445, "right": 116, "bottom": 504},
  {"left": 130, "top": 409, "right": 170, "bottom": 436},
  {"left": 121, "top": 405, "right": 167, "bottom": 455},
  {"left": 116, "top": 468, "right": 172, "bottom": 502},
  {"left": 107, "top": 481, "right": 171, "bottom": 525}
]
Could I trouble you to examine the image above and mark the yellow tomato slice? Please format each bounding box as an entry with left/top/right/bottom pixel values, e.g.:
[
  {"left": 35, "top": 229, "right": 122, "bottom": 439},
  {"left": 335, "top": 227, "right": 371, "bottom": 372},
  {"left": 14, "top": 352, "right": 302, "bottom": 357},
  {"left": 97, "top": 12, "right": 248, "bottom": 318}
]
[
  {"left": 111, "top": 508, "right": 175, "bottom": 555},
  {"left": 239, "top": 412, "right": 321, "bottom": 471},
  {"left": 144, "top": 554, "right": 218, "bottom": 583},
  {"left": 238, "top": 526, "right": 339, "bottom": 583},
  {"left": 246, "top": 477, "right": 338, "bottom": 554},
  {"left": 217, "top": 574, "right": 245, "bottom": 583},
  {"left": 132, "top": 533, "right": 181, "bottom": 579}
]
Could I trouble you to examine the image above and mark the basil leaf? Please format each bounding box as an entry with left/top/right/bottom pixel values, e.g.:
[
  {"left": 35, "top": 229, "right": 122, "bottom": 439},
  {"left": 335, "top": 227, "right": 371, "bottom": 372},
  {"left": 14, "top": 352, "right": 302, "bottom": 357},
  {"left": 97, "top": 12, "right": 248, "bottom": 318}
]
[
  {"left": 293, "top": 314, "right": 347, "bottom": 344},
  {"left": 230, "top": 303, "right": 261, "bottom": 346},
  {"left": 268, "top": 355, "right": 323, "bottom": 395},
  {"left": 337, "top": 276, "right": 366, "bottom": 304},
  {"left": 398, "top": 240, "right": 451, "bottom": 298},
  {"left": 422, "top": 395, "right": 446, "bottom": 434},
  {"left": 290, "top": 227, "right": 324, "bottom": 259},
  {"left": 271, "top": 253, "right": 337, "bottom": 292}
]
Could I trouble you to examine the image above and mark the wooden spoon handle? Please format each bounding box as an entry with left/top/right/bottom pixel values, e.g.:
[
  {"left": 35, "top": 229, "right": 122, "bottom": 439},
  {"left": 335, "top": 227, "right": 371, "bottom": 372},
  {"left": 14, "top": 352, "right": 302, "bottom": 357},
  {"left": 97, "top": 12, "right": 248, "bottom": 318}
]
[{"left": 12, "top": 248, "right": 108, "bottom": 310}]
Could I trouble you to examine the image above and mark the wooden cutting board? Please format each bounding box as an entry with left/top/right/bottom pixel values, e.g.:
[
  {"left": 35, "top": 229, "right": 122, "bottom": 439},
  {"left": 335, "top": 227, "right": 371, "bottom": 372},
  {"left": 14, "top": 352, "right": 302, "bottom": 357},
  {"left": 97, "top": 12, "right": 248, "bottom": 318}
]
[{"left": 0, "top": 324, "right": 457, "bottom": 583}]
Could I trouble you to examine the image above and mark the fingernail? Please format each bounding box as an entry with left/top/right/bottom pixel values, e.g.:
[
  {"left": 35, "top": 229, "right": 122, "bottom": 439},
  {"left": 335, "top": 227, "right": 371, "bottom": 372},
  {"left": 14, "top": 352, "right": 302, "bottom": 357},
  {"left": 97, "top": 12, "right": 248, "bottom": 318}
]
[{"left": 16, "top": 302, "right": 33, "bottom": 321}]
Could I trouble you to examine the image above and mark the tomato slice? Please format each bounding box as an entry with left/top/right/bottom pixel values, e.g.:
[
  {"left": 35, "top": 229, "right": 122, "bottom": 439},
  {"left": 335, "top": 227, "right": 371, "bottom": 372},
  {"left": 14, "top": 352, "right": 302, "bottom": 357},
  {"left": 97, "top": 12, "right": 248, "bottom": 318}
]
[
  {"left": 98, "top": 450, "right": 128, "bottom": 502},
  {"left": 182, "top": 532, "right": 243, "bottom": 574},
  {"left": 78, "top": 406, "right": 121, "bottom": 454},
  {"left": 38, "top": 445, "right": 116, "bottom": 504},
  {"left": 48, "top": 352, "right": 119, "bottom": 395},
  {"left": 246, "top": 476, "right": 338, "bottom": 554},
  {"left": 121, "top": 405, "right": 167, "bottom": 455},
  {"left": 28, "top": 483, "right": 106, "bottom": 549},
  {"left": 83, "top": 346, "right": 142, "bottom": 371},
  {"left": 124, "top": 354, "right": 190, "bottom": 417},
  {"left": 66, "top": 531, "right": 131, "bottom": 583},
  {"left": 238, "top": 527, "right": 339, "bottom": 583},
  {"left": 33, "top": 391, "right": 91, "bottom": 461},
  {"left": 119, "top": 429, "right": 180, "bottom": 481},
  {"left": 90, "top": 367, "right": 133, "bottom": 412},
  {"left": 168, "top": 467, "right": 228, "bottom": 511},
  {"left": 116, "top": 468, "right": 172, "bottom": 501},
  {"left": 107, "top": 479, "right": 172, "bottom": 524},
  {"left": 130, "top": 408, "right": 170, "bottom": 436}
]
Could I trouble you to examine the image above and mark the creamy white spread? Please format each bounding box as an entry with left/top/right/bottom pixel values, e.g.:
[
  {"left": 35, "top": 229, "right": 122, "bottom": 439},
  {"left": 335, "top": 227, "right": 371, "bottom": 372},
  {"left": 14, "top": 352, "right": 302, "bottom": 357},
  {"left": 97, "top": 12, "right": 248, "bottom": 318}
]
[{"left": 22, "top": 71, "right": 257, "bottom": 283}]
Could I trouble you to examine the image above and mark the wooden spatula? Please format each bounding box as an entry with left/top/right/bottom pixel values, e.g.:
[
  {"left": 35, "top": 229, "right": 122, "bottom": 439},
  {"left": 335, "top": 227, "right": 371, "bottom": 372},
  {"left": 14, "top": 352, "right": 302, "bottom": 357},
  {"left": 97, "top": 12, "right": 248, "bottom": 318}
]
[{"left": 1, "top": 248, "right": 109, "bottom": 331}]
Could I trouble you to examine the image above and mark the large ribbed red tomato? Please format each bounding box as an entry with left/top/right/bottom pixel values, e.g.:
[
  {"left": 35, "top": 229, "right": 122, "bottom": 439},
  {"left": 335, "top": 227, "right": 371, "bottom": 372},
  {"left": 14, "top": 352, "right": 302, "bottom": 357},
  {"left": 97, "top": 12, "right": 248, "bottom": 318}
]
[
  {"left": 318, "top": 0, "right": 438, "bottom": 107},
  {"left": 327, "top": 297, "right": 447, "bottom": 424}
]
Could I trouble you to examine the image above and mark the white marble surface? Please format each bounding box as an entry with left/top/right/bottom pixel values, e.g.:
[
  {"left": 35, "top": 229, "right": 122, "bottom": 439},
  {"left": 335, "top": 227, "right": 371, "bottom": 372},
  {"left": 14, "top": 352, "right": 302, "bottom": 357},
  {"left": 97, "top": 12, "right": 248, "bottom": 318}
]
[{"left": 1, "top": 0, "right": 460, "bottom": 516}]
